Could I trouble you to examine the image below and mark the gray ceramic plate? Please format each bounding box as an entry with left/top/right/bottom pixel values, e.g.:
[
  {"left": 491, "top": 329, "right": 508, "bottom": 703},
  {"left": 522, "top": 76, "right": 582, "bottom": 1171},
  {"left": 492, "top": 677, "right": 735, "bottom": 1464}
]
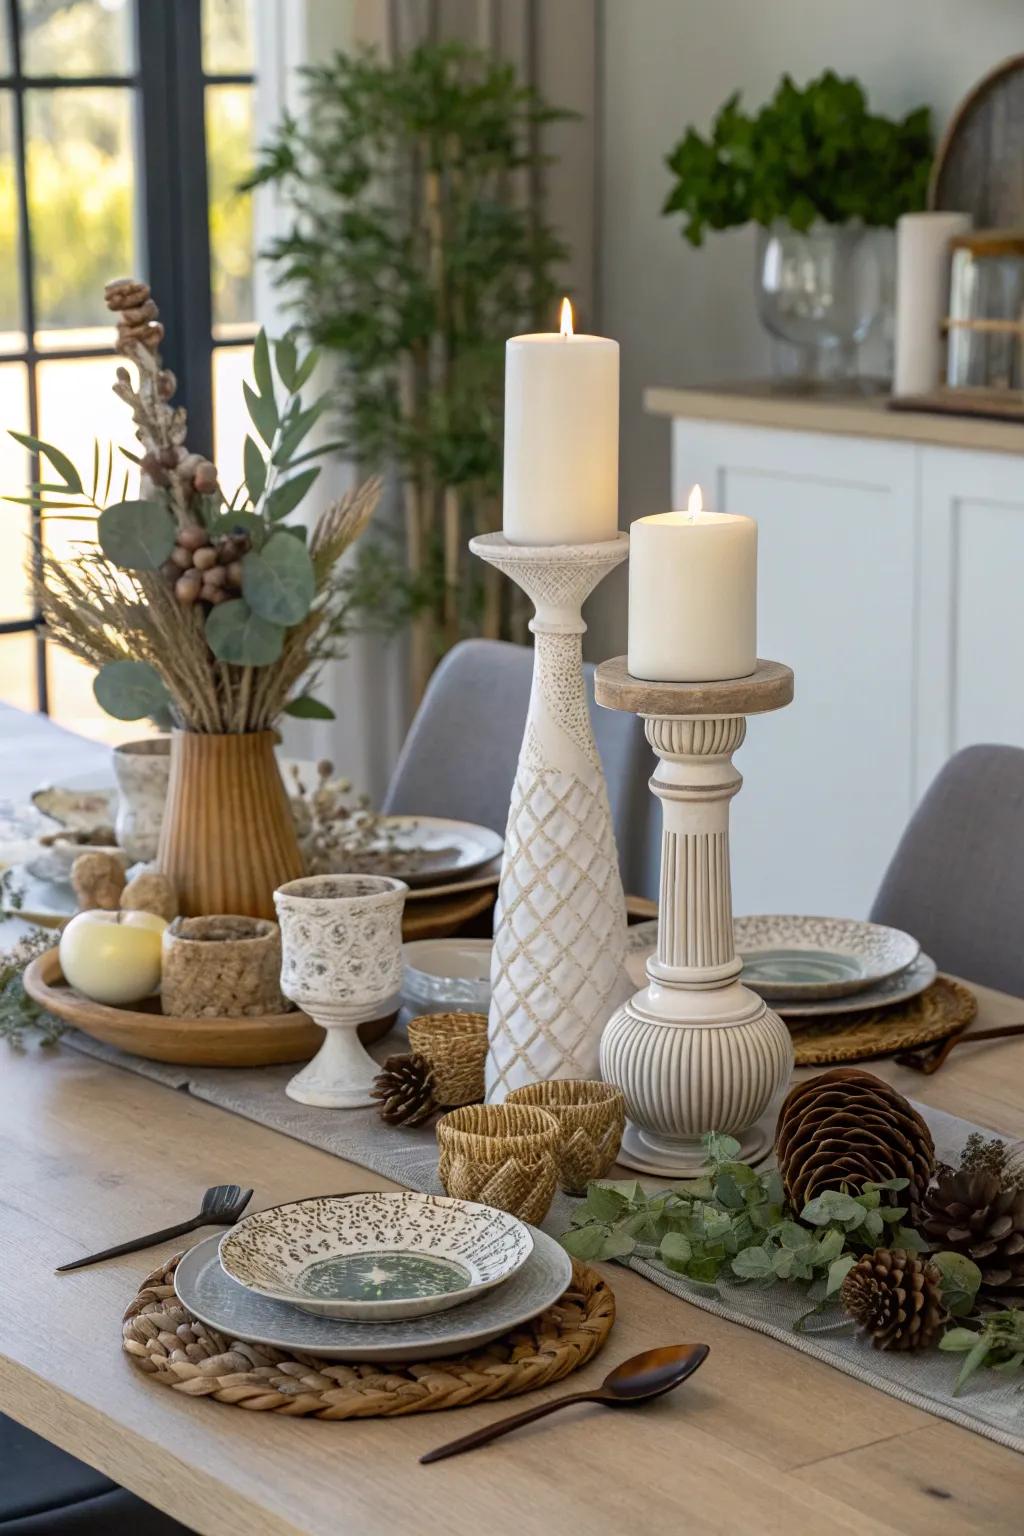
[
  {"left": 175, "top": 1225, "right": 571, "bottom": 1362},
  {"left": 370, "top": 817, "right": 504, "bottom": 888},
  {"left": 218, "top": 1191, "right": 532, "bottom": 1321},
  {"left": 768, "top": 952, "right": 938, "bottom": 1019},
  {"left": 623, "top": 921, "right": 933, "bottom": 1016},
  {"left": 732, "top": 916, "right": 919, "bottom": 1000}
]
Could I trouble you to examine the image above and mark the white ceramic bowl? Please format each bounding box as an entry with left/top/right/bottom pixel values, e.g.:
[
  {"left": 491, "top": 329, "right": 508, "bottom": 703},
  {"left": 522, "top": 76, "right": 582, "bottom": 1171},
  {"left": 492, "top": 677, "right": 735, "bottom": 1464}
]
[
  {"left": 218, "top": 1191, "right": 533, "bottom": 1321},
  {"left": 402, "top": 938, "right": 492, "bottom": 1014}
]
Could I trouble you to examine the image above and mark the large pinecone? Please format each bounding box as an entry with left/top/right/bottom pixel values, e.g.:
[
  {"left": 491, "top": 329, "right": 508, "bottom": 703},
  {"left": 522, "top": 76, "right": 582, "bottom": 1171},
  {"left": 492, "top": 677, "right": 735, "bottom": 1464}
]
[
  {"left": 841, "top": 1247, "right": 946, "bottom": 1351},
  {"left": 775, "top": 1068, "right": 935, "bottom": 1216},
  {"left": 922, "top": 1169, "right": 1024, "bottom": 1309},
  {"left": 370, "top": 1053, "right": 436, "bottom": 1127}
]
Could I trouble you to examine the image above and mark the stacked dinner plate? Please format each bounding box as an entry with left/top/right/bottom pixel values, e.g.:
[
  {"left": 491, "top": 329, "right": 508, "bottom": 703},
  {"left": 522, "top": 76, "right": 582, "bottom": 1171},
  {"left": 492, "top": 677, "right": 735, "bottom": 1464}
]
[
  {"left": 174, "top": 1190, "right": 571, "bottom": 1363},
  {"left": 363, "top": 816, "right": 503, "bottom": 906},
  {"left": 731, "top": 915, "right": 932, "bottom": 1020}
]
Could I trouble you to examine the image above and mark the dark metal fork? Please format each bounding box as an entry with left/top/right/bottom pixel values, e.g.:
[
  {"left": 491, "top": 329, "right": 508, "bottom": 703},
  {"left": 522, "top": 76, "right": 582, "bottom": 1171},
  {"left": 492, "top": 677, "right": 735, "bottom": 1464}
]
[{"left": 56, "top": 1183, "right": 254, "bottom": 1273}]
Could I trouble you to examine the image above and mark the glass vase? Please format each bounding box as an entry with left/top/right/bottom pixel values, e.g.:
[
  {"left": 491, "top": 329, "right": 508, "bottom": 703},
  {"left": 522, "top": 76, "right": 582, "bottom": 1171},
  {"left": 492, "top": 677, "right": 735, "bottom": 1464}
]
[{"left": 755, "top": 219, "right": 886, "bottom": 383}]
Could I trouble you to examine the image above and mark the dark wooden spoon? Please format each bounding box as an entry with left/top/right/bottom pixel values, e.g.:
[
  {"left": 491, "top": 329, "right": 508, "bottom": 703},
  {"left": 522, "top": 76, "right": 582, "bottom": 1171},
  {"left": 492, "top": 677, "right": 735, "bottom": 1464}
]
[
  {"left": 420, "top": 1343, "right": 709, "bottom": 1464},
  {"left": 896, "top": 1021, "right": 1024, "bottom": 1075}
]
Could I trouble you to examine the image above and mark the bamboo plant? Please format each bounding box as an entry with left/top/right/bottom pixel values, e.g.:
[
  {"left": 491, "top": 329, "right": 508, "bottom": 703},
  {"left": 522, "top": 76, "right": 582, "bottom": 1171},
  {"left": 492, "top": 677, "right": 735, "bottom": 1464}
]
[{"left": 246, "top": 42, "right": 571, "bottom": 700}]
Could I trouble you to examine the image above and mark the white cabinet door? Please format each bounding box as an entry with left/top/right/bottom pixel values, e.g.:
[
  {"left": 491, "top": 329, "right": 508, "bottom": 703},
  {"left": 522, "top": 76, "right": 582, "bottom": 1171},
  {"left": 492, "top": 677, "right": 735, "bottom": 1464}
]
[
  {"left": 671, "top": 420, "right": 917, "bottom": 919},
  {"left": 916, "top": 446, "right": 1024, "bottom": 796}
]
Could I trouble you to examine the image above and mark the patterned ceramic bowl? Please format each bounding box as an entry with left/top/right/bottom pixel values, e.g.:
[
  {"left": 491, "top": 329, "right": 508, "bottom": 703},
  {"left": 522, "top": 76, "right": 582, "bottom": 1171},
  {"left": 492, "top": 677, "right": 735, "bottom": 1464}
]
[{"left": 218, "top": 1190, "right": 534, "bottom": 1321}]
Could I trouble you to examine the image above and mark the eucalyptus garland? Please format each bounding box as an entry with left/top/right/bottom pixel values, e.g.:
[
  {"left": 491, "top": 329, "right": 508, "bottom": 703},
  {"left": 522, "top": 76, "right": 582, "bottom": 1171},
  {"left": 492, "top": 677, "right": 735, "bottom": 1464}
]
[{"left": 560, "top": 1132, "right": 1024, "bottom": 1392}]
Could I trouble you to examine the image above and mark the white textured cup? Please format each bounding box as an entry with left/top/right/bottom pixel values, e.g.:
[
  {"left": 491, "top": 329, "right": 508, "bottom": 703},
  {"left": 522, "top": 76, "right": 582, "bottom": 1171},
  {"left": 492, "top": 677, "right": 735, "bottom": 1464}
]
[
  {"left": 112, "top": 737, "right": 171, "bottom": 862},
  {"left": 274, "top": 874, "right": 407, "bottom": 1017}
]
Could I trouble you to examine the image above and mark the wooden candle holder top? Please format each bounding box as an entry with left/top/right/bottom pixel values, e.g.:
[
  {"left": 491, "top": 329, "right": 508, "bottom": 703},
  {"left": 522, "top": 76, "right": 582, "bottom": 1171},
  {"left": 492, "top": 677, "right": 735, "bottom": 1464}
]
[{"left": 594, "top": 656, "right": 794, "bottom": 718}]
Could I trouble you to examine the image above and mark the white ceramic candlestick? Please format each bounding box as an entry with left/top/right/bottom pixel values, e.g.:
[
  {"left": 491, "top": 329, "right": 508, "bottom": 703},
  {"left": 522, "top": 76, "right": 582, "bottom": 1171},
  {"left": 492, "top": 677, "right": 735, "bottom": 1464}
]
[
  {"left": 595, "top": 658, "right": 795, "bottom": 1174},
  {"left": 470, "top": 532, "right": 631, "bottom": 1102}
]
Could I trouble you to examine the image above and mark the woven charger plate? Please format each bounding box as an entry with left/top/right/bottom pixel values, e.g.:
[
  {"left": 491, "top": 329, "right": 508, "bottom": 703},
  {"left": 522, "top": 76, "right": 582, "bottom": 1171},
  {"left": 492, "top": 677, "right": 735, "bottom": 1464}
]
[
  {"left": 122, "top": 1253, "right": 614, "bottom": 1420},
  {"left": 788, "top": 977, "right": 976, "bottom": 1066}
]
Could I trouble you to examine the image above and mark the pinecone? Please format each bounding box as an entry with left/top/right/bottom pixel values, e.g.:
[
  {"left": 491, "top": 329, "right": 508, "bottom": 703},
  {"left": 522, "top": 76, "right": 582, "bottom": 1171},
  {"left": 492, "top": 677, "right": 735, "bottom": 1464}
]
[
  {"left": 841, "top": 1247, "right": 947, "bottom": 1351},
  {"left": 775, "top": 1068, "right": 935, "bottom": 1216},
  {"left": 370, "top": 1053, "right": 437, "bottom": 1127},
  {"left": 922, "top": 1169, "right": 1024, "bottom": 1309}
]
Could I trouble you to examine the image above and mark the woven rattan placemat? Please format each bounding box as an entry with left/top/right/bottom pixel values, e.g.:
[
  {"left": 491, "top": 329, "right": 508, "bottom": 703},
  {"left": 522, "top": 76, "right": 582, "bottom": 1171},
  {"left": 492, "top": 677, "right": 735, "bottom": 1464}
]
[
  {"left": 790, "top": 977, "right": 976, "bottom": 1066},
  {"left": 122, "top": 1254, "right": 614, "bottom": 1420}
]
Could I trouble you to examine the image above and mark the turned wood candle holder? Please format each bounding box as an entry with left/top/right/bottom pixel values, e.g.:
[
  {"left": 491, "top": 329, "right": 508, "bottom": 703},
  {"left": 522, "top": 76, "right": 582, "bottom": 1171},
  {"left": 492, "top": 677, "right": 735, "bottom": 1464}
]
[{"left": 594, "top": 657, "right": 796, "bottom": 1175}]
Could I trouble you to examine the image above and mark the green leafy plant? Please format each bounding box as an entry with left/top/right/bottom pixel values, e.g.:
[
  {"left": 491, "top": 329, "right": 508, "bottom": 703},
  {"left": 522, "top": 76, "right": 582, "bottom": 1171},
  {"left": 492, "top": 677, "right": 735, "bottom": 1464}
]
[
  {"left": 12, "top": 279, "right": 383, "bottom": 732},
  {"left": 0, "top": 920, "right": 63, "bottom": 1046},
  {"left": 940, "top": 1309, "right": 1024, "bottom": 1395},
  {"left": 561, "top": 1134, "right": 924, "bottom": 1300},
  {"left": 663, "top": 71, "right": 932, "bottom": 246},
  {"left": 246, "top": 42, "right": 572, "bottom": 699}
]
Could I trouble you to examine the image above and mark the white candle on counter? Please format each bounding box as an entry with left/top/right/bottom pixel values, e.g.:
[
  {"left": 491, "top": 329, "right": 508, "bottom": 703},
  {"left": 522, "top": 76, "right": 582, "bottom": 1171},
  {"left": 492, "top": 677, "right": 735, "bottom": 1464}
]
[
  {"left": 503, "top": 298, "right": 619, "bottom": 545},
  {"left": 627, "top": 486, "right": 757, "bottom": 682}
]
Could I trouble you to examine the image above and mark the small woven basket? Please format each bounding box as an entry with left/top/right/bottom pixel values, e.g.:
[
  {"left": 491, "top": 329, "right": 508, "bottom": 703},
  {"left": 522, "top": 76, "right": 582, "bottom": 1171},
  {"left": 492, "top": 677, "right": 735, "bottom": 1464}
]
[
  {"left": 161, "top": 915, "right": 286, "bottom": 1018},
  {"left": 506, "top": 1080, "right": 626, "bottom": 1194},
  {"left": 436, "top": 1102, "right": 560, "bottom": 1224},
  {"left": 407, "top": 1011, "right": 488, "bottom": 1105}
]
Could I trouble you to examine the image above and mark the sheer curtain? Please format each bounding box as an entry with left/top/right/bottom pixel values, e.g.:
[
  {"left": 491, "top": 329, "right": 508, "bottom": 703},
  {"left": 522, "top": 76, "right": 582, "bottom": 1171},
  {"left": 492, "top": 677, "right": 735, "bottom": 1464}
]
[{"left": 253, "top": 0, "right": 600, "bottom": 802}]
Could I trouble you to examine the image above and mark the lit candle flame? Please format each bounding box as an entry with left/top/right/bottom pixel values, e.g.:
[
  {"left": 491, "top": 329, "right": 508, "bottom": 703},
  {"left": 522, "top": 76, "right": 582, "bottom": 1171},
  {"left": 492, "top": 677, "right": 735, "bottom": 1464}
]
[
  {"left": 687, "top": 483, "right": 703, "bottom": 519},
  {"left": 559, "top": 297, "right": 574, "bottom": 338}
]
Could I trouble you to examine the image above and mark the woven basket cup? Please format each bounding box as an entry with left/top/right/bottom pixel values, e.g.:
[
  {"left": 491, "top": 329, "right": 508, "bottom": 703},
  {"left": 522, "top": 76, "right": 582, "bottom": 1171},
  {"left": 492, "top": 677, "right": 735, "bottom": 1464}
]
[
  {"left": 506, "top": 1080, "right": 626, "bottom": 1195},
  {"left": 160, "top": 915, "right": 286, "bottom": 1018},
  {"left": 436, "top": 1103, "right": 560, "bottom": 1225},
  {"left": 407, "top": 1011, "right": 488, "bottom": 1105}
]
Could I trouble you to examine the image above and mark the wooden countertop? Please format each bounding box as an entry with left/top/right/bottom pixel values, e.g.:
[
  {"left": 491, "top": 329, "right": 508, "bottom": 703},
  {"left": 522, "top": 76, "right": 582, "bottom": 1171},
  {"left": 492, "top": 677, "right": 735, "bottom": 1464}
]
[
  {"left": 645, "top": 380, "right": 1024, "bottom": 455},
  {"left": 3, "top": 991, "right": 1024, "bottom": 1536}
]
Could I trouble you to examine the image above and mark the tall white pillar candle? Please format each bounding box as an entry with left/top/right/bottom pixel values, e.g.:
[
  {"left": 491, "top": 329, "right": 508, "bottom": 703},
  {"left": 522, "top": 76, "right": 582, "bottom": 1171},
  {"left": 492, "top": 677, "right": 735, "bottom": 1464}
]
[
  {"left": 502, "top": 300, "right": 619, "bottom": 545},
  {"left": 627, "top": 487, "right": 757, "bottom": 682},
  {"left": 894, "top": 211, "right": 971, "bottom": 396}
]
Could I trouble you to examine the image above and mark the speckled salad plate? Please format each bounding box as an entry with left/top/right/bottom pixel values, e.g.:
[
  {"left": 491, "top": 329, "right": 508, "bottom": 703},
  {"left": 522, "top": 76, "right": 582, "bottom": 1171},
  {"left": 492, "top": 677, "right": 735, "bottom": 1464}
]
[
  {"left": 731, "top": 915, "right": 920, "bottom": 1000},
  {"left": 218, "top": 1191, "right": 534, "bottom": 1322}
]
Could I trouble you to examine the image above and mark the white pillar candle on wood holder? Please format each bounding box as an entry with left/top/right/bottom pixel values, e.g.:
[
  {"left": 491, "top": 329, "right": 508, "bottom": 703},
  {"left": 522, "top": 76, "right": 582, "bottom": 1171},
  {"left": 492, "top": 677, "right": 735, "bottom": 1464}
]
[
  {"left": 502, "top": 299, "right": 619, "bottom": 545},
  {"left": 894, "top": 211, "right": 971, "bottom": 396},
  {"left": 627, "top": 486, "right": 757, "bottom": 683}
]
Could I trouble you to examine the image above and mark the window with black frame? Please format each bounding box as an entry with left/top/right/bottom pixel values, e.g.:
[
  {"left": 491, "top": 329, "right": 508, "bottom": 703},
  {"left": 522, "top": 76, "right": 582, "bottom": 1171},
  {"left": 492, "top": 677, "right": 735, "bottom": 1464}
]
[{"left": 0, "top": 0, "right": 256, "bottom": 738}]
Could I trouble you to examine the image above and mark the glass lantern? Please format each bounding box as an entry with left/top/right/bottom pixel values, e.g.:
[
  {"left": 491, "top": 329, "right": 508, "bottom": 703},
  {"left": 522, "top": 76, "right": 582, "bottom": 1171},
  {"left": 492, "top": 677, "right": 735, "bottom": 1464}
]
[{"left": 946, "top": 232, "right": 1024, "bottom": 395}]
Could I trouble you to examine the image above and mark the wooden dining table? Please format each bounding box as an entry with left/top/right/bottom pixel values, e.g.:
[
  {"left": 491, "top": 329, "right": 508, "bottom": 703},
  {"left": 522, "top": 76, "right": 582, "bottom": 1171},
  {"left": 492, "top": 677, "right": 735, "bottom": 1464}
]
[{"left": 1, "top": 979, "right": 1022, "bottom": 1536}]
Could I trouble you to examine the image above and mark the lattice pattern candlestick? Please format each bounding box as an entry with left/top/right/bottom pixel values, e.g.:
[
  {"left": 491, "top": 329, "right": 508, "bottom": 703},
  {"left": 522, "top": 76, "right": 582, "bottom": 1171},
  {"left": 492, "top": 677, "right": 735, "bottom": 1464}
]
[
  {"left": 595, "top": 657, "right": 796, "bottom": 1175},
  {"left": 470, "top": 532, "right": 631, "bottom": 1103}
]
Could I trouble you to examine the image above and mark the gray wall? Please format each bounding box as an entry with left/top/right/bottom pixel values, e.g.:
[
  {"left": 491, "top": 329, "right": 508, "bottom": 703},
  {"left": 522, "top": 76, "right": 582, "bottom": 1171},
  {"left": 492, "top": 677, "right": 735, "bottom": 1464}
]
[{"left": 588, "top": 0, "right": 1024, "bottom": 658}]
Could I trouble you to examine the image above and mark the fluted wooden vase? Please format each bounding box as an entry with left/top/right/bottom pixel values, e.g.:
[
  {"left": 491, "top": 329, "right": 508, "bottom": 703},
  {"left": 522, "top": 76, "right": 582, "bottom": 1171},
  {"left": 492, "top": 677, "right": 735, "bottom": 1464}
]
[{"left": 157, "top": 730, "right": 304, "bottom": 920}]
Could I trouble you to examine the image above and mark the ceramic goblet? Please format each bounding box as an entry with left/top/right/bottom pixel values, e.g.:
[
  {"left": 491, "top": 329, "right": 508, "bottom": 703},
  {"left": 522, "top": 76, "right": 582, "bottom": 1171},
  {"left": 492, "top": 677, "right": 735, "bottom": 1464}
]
[{"left": 274, "top": 874, "right": 408, "bottom": 1108}]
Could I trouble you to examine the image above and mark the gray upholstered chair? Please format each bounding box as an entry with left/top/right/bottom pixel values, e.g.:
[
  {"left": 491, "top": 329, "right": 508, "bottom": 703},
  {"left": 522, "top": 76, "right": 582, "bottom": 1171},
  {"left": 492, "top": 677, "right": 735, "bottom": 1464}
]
[
  {"left": 0, "top": 1412, "right": 193, "bottom": 1533},
  {"left": 383, "top": 638, "right": 659, "bottom": 900},
  {"left": 870, "top": 743, "right": 1024, "bottom": 998}
]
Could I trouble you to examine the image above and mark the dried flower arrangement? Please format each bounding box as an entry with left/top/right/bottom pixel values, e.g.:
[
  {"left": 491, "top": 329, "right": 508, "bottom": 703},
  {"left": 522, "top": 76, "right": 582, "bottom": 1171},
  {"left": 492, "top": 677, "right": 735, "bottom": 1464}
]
[
  {"left": 288, "top": 760, "right": 407, "bottom": 875},
  {"left": 12, "top": 279, "right": 381, "bottom": 733}
]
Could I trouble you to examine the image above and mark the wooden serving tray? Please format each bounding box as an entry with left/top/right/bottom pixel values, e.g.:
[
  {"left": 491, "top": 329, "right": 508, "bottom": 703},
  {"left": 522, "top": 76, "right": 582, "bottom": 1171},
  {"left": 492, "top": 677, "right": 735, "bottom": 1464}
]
[{"left": 23, "top": 948, "right": 392, "bottom": 1068}]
